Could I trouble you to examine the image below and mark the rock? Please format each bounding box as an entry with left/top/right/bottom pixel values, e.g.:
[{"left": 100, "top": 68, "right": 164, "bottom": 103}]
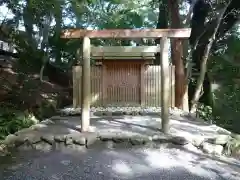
[
  {"left": 202, "top": 142, "right": 223, "bottom": 155},
  {"left": 99, "top": 132, "right": 131, "bottom": 143},
  {"left": 98, "top": 132, "right": 115, "bottom": 141},
  {"left": 54, "top": 135, "right": 66, "bottom": 143},
  {"left": 30, "top": 124, "right": 47, "bottom": 130},
  {"left": 41, "top": 135, "right": 55, "bottom": 145},
  {"left": 216, "top": 127, "right": 231, "bottom": 135},
  {"left": 27, "top": 134, "right": 42, "bottom": 144},
  {"left": 130, "top": 111, "right": 139, "bottom": 116},
  {"left": 34, "top": 142, "right": 52, "bottom": 152},
  {"left": 191, "top": 136, "right": 205, "bottom": 147},
  {"left": 112, "top": 137, "right": 126, "bottom": 143},
  {"left": 151, "top": 134, "right": 171, "bottom": 143},
  {"left": 14, "top": 128, "right": 33, "bottom": 136},
  {"left": 17, "top": 141, "right": 36, "bottom": 151},
  {"left": 102, "top": 111, "right": 112, "bottom": 116},
  {"left": 139, "top": 111, "right": 147, "bottom": 116},
  {"left": 85, "top": 133, "right": 98, "bottom": 147},
  {"left": 112, "top": 111, "right": 124, "bottom": 116},
  {"left": 93, "top": 111, "right": 103, "bottom": 116},
  {"left": 130, "top": 137, "right": 148, "bottom": 145},
  {"left": 207, "top": 135, "right": 232, "bottom": 145},
  {"left": 3, "top": 134, "right": 25, "bottom": 147},
  {"left": 73, "top": 136, "right": 86, "bottom": 146},
  {"left": 183, "top": 143, "right": 202, "bottom": 153},
  {"left": 65, "top": 136, "right": 73, "bottom": 145},
  {"left": 67, "top": 133, "right": 85, "bottom": 145},
  {"left": 171, "top": 136, "right": 189, "bottom": 145},
  {"left": 123, "top": 111, "right": 131, "bottom": 115},
  {"left": 231, "top": 133, "right": 240, "bottom": 140},
  {"left": 224, "top": 138, "right": 240, "bottom": 156},
  {"left": 3, "top": 134, "right": 18, "bottom": 145}
]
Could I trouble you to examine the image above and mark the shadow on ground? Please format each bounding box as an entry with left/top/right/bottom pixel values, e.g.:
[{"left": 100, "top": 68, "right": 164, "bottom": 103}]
[{"left": 0, "top": 141, "right": 239, "bottom": 180}]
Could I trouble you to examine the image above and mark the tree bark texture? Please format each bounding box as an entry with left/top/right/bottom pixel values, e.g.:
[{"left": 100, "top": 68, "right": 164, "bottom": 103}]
[{"left": 168, "top": 0, "right": 189, "bottom": 111}]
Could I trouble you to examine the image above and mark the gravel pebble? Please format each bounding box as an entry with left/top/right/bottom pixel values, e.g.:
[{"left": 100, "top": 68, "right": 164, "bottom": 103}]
[{"left": 59, "top": 106, "right": 189, "bottom": 117}]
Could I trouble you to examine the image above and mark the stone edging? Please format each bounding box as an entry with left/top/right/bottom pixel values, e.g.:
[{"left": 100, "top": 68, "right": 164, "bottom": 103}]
[
  {"left": 0, "top": 129, "right": 188, "bottom": 156},
  {"left": 1, "top": 125, "right": 239, "bottom": 158}
]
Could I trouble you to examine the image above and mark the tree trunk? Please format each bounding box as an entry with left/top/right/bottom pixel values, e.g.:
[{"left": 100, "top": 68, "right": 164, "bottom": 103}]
[
  {"left": 23, "top": 0, "right": 37, "bottom": 51},
  {"left": 53, "top": 1, "right": 63, "bottom": 63},
  {"left": 155, "top": 0, "right": 168, "bottom": 64},
  {"left": 190, "top": 1, "right": 232, "bottom": 113},
  {"left": 168, "top": 0, "right": 189, "bottom": 111},
  {"left": 39, "top": 15, "right": 52, "bottom": 82}
]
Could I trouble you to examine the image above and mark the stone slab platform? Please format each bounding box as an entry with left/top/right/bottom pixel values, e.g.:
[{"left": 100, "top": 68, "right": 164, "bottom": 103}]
[{"left": 1, "top": 114, "right": 239, "bottom": 158}]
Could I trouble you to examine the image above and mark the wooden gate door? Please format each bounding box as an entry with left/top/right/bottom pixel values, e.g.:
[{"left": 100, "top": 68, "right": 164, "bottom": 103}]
[{"left": 104, "top": 61, "right": 141, "bottom": 105}]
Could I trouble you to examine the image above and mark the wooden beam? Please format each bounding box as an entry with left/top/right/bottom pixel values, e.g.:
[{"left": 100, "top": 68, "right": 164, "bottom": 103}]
[
  {"left": 160, "top": 37, "right": 170, "bottom": 134},
  {"left": 61, "top": 28, "right": 191, "bottom": 39},
  {"left": 92, "top": 56, "right": 155, "bottom": 60},
  {"left": 91, "top": 46, "right": 161, "bottom": 53},
  {"left": 81, "top": 37, "right": 91, "bottom": 132},
  {"left": 92, "top": 52, "right": 155, "bottom": 57}
]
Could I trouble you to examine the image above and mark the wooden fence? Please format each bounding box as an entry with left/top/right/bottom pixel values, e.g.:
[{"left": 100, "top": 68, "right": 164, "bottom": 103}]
[{"left": 73, "top": 65, "right": 175, "bottom": 107}]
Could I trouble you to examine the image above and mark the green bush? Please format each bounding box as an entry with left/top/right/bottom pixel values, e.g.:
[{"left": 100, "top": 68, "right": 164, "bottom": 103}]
[
  {"left": 34, "top": 100, "right": 57, "bottom": 120},
  {"left": 0, "top": 108, "right": 38, "bottom": 140},
  {"left": 196, "top": 103, "right": 213, "bottom": 123}
]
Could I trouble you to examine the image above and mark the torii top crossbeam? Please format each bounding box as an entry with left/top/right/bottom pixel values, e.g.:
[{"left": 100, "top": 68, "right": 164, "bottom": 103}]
[{"left": 61, "top": 28, "right": 191, "bottom": 39}]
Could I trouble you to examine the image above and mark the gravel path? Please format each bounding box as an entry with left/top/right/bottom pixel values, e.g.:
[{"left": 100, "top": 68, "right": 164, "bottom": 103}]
[{"left": 0, "top": 145, "right": 240, "bottom": 180}]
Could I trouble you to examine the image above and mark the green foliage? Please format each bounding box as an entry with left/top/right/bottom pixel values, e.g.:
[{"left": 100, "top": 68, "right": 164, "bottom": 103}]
[
  {"left": 0, "top": 108, "right": 37, "bottom": 140},
  {"left": 34, "top": 100, "right": 57, "bottom": 120},
  {"left": 196, "top": 103, "right": 213, "bottom": 122},
  {"left": 209, "top": 31, "right": 240, "bottom": 133}
]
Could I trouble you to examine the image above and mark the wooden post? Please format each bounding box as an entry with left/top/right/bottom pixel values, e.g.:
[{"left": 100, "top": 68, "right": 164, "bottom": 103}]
[
  {"left": 140, "top": 64, "right": 145, "bottom": 106},
  {"left": 160, "top": 37, "right": 170, "bottom": 134},
  {"left": 81, "top": 36, "right": 91, "bottom": 132}
]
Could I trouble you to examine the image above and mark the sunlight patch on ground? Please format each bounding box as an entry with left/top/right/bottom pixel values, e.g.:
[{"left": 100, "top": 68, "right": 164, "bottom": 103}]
[
  {"left": 112, "top": 160, "right": 133, "bottom": 175},
  {"left": 142, "top": 148, "right": 220, "bottom": 179},
  {"left": 144, "top": 149, "right": 180, "bottom": 168}
]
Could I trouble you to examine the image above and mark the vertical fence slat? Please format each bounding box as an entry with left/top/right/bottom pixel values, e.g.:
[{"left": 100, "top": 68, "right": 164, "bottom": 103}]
[
  {"left": 171, "top": 66, "right": 175, "bottom": 108},
  {"left": 72, "top": 66, "right": 77, "bottom": 107}
]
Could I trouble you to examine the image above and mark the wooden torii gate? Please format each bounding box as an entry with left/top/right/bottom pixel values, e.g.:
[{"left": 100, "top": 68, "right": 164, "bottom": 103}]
[{"left": 61, "top": 28, "right": 191, "bottom": 134}]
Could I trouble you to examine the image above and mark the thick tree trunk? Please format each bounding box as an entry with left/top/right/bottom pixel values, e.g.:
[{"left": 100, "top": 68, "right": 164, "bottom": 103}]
[
  {"left": 53, "top": 2, "right": 63, "bottom": 63},
  {"left": 23, "top": 0, "right": 37, "bottom": 51},
  {"left": 39, "top": 15, "right": 52, "bottom": 82},
  {"left": 190, "top": 0, "right": 232, "bottom": 113},
  {"left": 155, "top": 0, "right": 168, "bottom": 64},
  {"left": 168, "top": 0, "right": 189, "bottom": 111}
]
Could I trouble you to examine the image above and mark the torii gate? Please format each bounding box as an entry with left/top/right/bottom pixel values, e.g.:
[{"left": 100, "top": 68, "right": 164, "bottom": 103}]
[{"left": 61, "top": 28, "right": 191, "bottom": 134}]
